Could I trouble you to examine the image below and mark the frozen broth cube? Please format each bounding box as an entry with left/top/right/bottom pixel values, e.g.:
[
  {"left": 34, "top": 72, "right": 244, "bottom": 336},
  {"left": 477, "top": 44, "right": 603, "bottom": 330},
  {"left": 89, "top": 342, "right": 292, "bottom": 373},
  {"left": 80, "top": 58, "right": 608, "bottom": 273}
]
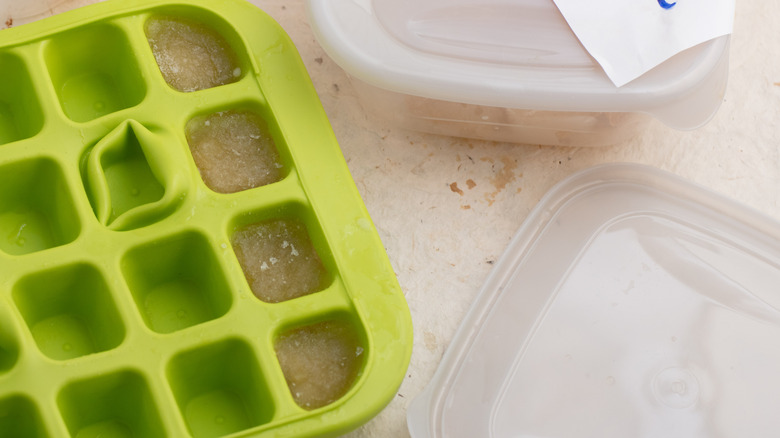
[
  {"left": 186, "top": 110, "right": 283, "bottom": 193},
  {"left": 145, "top": 16, "right": 241, "bottom": 92},
  {"left": 275, "top": 321, "right": 363, "bottom": 410},
  {"left": 232, "top": 219, "right": 328, "bottom": 303}
]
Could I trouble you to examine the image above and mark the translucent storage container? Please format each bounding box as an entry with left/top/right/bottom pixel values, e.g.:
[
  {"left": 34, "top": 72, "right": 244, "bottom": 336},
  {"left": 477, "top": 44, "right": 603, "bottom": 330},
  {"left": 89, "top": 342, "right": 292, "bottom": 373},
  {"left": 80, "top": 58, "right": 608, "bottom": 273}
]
[
  {"left": 408, "top": 163, "right": 780, "bottom": 437},
  {"left": 305, "top": 0, "right": 730, "bottom": 147}
]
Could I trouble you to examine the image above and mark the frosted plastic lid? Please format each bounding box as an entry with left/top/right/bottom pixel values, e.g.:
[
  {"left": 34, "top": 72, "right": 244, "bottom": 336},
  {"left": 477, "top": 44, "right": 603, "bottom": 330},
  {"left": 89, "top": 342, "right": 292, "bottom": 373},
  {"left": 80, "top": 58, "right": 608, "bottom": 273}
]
[
  {"left": 408, "top": 163, "right": 780, "bottom": 438},
  {"left": 305, "top": 0, "right": 730, "bottom": 129}
]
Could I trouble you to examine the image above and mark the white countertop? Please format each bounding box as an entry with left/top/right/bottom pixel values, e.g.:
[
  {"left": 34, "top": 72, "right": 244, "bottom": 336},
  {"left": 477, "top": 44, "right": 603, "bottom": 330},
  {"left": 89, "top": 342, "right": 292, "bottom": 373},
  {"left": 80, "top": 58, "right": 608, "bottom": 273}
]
[{"left": 8, "top": 1, "right": 779, "bottom": 436}]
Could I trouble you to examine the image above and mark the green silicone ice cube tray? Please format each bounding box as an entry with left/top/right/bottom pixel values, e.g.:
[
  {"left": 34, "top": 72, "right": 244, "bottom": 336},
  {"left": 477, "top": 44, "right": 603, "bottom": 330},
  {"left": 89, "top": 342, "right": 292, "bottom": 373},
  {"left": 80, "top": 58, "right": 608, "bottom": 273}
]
[{"left": 0, "top": 1, "right": 412, "bottom": 437}]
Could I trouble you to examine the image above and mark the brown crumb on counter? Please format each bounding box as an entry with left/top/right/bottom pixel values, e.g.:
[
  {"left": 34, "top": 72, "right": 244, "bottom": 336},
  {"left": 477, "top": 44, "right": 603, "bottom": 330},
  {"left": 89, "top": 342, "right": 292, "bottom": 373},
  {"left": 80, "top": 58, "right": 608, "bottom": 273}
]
[
  {"left": 314, "top": 57, "right": 323, "bottom": 64},
  {"left": 492, "top": 157, "right": 518, "bottom": 192},
  {"left": 5, "top": 18, "right": 12, "bottom": 28},
  {"left": 466, "top": 179, "right": 476, "bottom": 189},
  {"left": 449, "top": 182, "right": 464, "bottom": 195}
]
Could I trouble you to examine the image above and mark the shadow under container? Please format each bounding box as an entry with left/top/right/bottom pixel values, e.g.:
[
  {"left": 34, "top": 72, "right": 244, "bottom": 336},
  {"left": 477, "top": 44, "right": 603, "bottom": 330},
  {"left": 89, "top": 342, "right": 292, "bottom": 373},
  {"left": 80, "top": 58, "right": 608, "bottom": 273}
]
[{"left": 305, "top": 0, "right": 730, "bottom": 147}]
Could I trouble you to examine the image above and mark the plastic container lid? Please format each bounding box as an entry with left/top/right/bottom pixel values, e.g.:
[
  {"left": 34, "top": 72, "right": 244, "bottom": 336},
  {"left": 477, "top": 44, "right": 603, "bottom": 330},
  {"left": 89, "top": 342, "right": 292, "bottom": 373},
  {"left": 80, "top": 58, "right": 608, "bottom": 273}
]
[
  {"left": 306, "top": 0, "right": 730, "bottom": 130},
  {"left": 408, "top": 163, "right": 780, "bottom": 438}
]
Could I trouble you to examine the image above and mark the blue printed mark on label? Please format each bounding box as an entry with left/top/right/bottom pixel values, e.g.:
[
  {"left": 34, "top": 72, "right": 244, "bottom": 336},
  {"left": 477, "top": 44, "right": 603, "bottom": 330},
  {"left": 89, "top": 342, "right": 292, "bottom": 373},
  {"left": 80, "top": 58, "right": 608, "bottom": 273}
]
[{"left": 658, "top": 0, "right": 677, "bottom": 9}]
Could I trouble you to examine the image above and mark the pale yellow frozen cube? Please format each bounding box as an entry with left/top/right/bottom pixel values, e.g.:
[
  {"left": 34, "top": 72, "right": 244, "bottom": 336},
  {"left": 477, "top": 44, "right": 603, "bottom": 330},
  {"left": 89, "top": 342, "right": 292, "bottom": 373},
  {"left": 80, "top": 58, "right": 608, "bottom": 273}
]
[
  {"left": 231, "top": 219, "right": 328, "bottom": 303},
  {"left": 146, "top": 16, "right": 241, "bottom": 92},
  {"left": 275, "top": 321, "right": 364, "bottom": 410},
  {"left": 186, "top": 110, "right": 283, "bottom": 194}
]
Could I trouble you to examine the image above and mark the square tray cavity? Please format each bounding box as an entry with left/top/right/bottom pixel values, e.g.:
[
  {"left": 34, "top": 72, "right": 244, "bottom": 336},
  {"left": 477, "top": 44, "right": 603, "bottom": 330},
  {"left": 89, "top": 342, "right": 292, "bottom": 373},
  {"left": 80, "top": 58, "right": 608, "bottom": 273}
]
[{"left": 0, "top": 1, "right": 412, "bottom": 437}]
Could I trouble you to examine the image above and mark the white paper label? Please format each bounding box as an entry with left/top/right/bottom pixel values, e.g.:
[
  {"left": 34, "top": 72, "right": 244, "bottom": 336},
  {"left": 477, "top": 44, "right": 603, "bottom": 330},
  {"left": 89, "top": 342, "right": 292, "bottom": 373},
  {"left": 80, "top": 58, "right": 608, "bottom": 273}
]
[{"left": 552, "top": 0, "right": 735, "bottom": 87}]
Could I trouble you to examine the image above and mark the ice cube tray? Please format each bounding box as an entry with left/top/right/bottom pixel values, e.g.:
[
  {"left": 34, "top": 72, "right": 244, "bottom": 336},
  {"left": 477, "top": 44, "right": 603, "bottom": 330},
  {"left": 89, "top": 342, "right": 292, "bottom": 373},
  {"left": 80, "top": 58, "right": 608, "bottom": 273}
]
[{"left": 0, "top": 1, "right": 412, "bottom": 437}]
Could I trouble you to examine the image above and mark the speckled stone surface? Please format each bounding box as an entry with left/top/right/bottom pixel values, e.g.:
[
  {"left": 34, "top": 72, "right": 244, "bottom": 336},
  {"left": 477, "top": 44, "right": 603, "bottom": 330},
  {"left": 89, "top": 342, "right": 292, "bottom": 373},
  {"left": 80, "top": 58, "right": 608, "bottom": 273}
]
[{"left": 4, "top": 1, "right": 778, "bottom": 436}]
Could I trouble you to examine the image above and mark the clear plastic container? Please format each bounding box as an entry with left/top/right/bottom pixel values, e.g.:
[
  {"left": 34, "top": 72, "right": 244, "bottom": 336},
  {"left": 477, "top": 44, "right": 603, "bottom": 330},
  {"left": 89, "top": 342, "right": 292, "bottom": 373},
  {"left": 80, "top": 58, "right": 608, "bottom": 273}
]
[
  {"left": 408, "top": 163, "right": 780, "bottom": 437},
  {"left": 305, "top": 0, "right": 730, "bottom": 146}
]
